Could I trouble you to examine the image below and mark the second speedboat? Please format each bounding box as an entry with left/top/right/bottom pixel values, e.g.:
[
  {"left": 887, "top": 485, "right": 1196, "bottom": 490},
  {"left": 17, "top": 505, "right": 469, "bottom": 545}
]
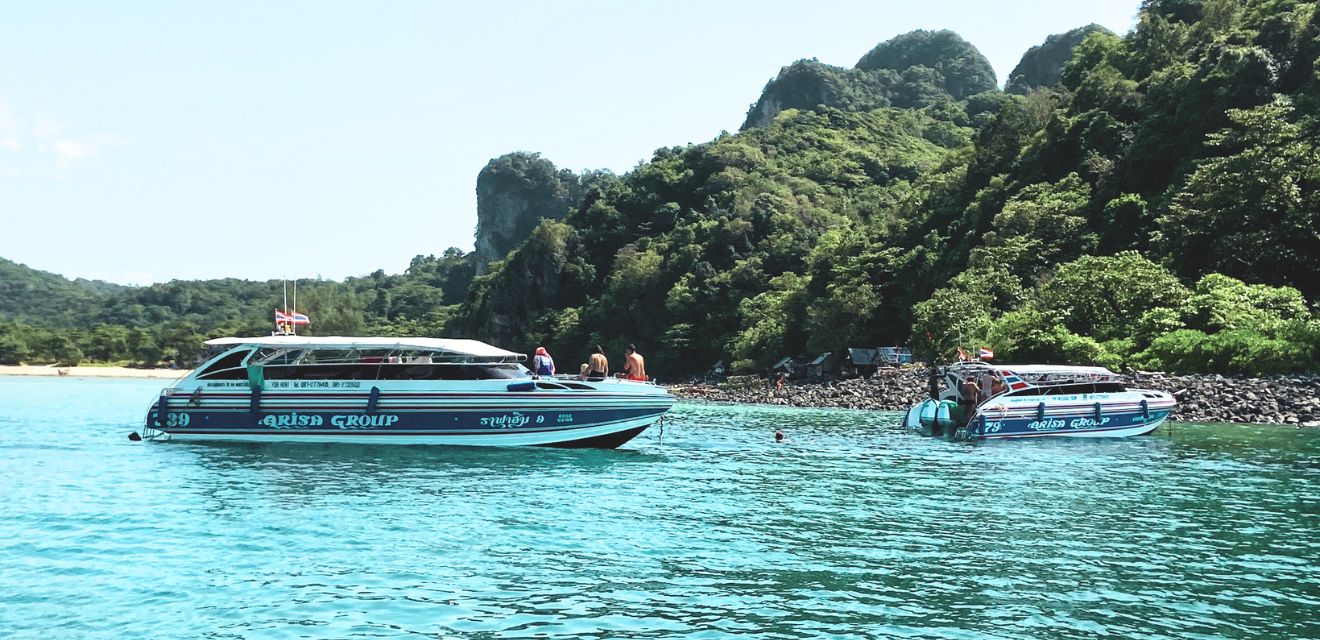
[{"left": 904, "top": 362, "right": 1176, "bottom": 440}]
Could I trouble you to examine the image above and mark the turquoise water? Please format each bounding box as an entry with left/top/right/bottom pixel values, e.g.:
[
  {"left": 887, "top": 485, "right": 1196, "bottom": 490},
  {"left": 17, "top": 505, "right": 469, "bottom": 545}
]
[{"left": 1, "top": 376, "right": 1317, "bottom": 639}]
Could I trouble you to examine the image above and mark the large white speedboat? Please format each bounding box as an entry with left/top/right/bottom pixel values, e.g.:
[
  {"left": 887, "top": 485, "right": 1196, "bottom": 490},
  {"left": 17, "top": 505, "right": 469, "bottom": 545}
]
[
  {"left": 142, "top": 336, "right": 675, "bottom": 448},
  {"left": 903, "top": 362, "right": 1177, "bottom": 440}
]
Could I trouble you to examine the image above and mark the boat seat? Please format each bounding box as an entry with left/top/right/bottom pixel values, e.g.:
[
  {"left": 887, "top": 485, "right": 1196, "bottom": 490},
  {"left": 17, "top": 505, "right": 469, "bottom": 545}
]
[{"left": 404, "top": 365, "right": 433, "bottom": 379}]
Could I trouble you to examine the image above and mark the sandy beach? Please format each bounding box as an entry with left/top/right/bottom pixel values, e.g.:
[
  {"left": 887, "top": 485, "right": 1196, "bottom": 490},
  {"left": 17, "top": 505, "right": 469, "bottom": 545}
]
[{"left": 0, "top": 365, "right": 193, "bottom": 380}]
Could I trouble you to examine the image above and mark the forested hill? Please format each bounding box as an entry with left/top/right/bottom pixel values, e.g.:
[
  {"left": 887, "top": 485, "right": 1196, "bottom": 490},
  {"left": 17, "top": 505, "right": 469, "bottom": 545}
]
[
  {"left": 0, "top": 252, "right": 476, "bottom": 365},
  {"left": 742, "top": 29, "right": 999, "bottom": 130},
  {"left": 1005, "top": 24, "right": 1113, "bottom": 94},
  {"left": 455, "top": 0, "right": 1320, "bottom": 377},
  {"left": 3, "top": 0, "right": 1318, "bottom": 376},
  {"left": 0, "top": 258, "right": 104, "bottom": 326}
]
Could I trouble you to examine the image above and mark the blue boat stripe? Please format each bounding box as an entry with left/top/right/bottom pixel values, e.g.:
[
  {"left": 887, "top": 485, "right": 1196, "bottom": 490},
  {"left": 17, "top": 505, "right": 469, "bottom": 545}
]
[{"left": 162, "top": 414, "right": 659, "bottom": 436}]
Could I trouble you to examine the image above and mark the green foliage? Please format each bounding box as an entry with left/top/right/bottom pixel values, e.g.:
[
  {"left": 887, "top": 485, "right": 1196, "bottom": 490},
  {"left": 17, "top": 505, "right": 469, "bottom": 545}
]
[
  {"left": 731, "top": 272, "right": 809, "bottom": 371},
  {"left": 988, "top": 310, "right": 1124, "bottom": 370},
  {"left": 0, "top": 248, "right": 479, "bottom": 365},
  {"left": 41, "top": 334, "right": 84, "bottom": 367},
  {"left": 982, "top": 258, "right": 1316, "bottom": 374},
  {"left": 1155, "top": 97, "right": 1320, "bottom": 296},
  {"left": 972, "top": 174, "right": 1095, "bottom": 283},
  {"left": 0, "top": 325, "right": 32, "bottom": 365},
  {"left": 744, "top": 29, "right": 997, "bottom": 129},
  {"left": 910, "top": 284, "right": 994, "bottom": 361},
  {"left": 454, "top": 107, "right": 970, "bottom": 370},
  {"left": 1135, "top": 329, "right": 1314, "bottom": 375},
  {"left": 298, "top": 283, "right": 367, "bottom": 336},
  {"left": 0, "top": 258, "right": 101, "bottom": 326},
  {"left": 461, "top": 0, "right": 1319, "bottom": 378},
  {"left": 1040, "top": 252, "right": 1190, "bottom": 341},
  {"left": 856, "top": 30, "right": 998, "bottom": 100}
]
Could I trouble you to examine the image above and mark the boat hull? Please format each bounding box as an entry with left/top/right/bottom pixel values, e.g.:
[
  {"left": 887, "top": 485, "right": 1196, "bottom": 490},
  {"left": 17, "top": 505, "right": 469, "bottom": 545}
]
[
  {"left": 975, "top": 413, "right": 1169, "bottom": 439},
  {"left": 145, "top": 389, "right": 673, "bottom": 448}
]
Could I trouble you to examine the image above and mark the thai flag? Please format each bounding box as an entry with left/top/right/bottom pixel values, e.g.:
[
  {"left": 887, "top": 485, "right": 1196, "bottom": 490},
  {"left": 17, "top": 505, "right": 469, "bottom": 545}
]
[
  {"left": 275, "top": 310, "right": 311, "bottom": 325},
  {"left": 979, "top": 347, "right": 994, "bottom": 360}
]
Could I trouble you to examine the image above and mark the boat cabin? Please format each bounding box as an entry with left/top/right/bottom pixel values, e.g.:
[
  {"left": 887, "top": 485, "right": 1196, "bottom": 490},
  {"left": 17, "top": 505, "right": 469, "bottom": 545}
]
[
  {"left": 937, "top": 362, "right": 1126, "bottom": 406},
  {"left": 192, "top": 336, "right": 530, "bottom": 382}
]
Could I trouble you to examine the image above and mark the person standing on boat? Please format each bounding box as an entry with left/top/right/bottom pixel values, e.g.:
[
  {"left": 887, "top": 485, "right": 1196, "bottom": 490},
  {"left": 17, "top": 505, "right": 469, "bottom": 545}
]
[
  {"left": 960, "top": 377, "right": 981, "bottom": 406},
  {"left": 588, "top": 345, "right": 608, "bottom": 380},
  {"left": 622, "top": 344, "right": 647, "bottom": 381},
  {"left": 534, "top": 346, "right": 556, "bottom": 377},
  {"left": 979, "top": 372, "right": 995, "bottom": 400}
]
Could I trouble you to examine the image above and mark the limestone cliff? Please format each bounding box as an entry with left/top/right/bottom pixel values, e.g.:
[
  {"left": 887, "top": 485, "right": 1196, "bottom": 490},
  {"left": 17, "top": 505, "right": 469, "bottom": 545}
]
[
  {"left": 1005, "top": 24, "right": 1113, "bottom": 94},
  {"left": 473, "top": 152, "right": 578, "bottom": 275},
  {"left": 743, "top": 30, "right": 997, "bottom": 129}
]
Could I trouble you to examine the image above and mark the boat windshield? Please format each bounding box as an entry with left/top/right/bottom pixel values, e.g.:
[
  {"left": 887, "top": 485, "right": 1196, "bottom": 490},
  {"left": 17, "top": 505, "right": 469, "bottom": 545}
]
[
  {"left": 248, "top": 347, "right": 527, "bottom": 381},
  {"left": 941, "top": 363, "right": 1125, "bottom": 404},
  {"left": 1002, "top": 381, "right": 1128, "bottom": 396},
  {"left": 248, "top": 346, "right": 517, "bottom": 366},
  {"left": 192, "top": 346, "right": 529, "bottom": 382}
]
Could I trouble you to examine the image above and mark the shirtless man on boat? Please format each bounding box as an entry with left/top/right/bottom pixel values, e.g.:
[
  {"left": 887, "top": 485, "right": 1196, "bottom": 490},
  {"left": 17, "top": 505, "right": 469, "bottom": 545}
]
[{"left": 621, "top": 344, "right": 647, "bottom": 382}]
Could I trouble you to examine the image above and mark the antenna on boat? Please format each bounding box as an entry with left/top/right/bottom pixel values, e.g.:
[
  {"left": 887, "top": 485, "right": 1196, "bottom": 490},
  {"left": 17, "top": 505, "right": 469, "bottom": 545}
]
[{"left": 292, "top": 279, "right": 298, "bottom": 336}]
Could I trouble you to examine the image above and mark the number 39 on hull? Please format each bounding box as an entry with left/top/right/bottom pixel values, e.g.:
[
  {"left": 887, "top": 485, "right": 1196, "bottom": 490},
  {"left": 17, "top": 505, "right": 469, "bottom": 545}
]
[
  {"left": 903, "top": 362, "right": 1176, "bottom": 440},
  {"left": 143, "top": 336, "right": 675, "bottom": 448}
]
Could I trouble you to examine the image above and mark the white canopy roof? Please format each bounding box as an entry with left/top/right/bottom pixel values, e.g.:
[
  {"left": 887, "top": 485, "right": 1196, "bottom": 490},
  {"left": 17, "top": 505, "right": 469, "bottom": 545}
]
[
  {"left": 948, "top": 362, "right": 1118, "bottom": 376},
  {"left": 204, "top": 336, "right": 522, "bottom": 358},
  {"left": 997, "top": 364, "right": 1117, "bottom": 376}
]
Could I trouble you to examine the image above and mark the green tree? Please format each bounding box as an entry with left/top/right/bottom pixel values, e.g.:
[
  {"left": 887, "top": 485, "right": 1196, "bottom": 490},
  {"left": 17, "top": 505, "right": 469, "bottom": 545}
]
[
  {"left": 731, "top": 272, "right": 810, "bottom": 371},
  {"left": 1156, "top": 97, "right": 1320, "bottom": 296},
  {"left": 973, "top": 174, "right": 1096, "bottom": 284},
  {"left": 1040, "top": 252, "right": 1190, "bottom": 341},
  {"left": 126, "top": 328, "right": 162, "bottom": 366},
  {"left": 85, "top": 324, "right": 130, "bottom": 362},
  {"left": 159, "top": 322, "right": 206, "bottom": 365},
  {"left": 0, "top": 324, "right": 32, "bottom": 364},
  {"left": 42, "top": 334, "right": 83, "bottom": 366},
  {"left": 1181, "top": 273, "right": 1310, "bottom": 334}
]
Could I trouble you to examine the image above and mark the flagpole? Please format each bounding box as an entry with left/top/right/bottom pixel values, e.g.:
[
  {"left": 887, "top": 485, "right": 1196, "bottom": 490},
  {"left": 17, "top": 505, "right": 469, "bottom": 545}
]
[
  {"left": 282, "top": 280, "right": 289, "bottom": 335},
  {"left": 292, "top": 279, "right": 298, "bottom": 336}
]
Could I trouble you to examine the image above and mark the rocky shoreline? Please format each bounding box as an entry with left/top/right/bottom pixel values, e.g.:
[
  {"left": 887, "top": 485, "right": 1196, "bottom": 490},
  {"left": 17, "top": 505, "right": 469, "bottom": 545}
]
[{"left": 670, "top": 368, "right": 1320, "bottom": 427}]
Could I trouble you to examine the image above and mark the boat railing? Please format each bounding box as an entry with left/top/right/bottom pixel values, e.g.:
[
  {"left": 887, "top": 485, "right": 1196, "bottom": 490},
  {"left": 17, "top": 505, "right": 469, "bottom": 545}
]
[{"left": 541, "top": 373, "right": 659, "bottom": 385}]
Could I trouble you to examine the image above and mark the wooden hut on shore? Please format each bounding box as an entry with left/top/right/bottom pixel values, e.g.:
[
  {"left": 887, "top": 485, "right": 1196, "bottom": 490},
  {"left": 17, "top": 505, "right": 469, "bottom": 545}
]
[
  {"left": 804, "top": 352, "right": 838, "bottom": 379},
  {"left": 845, "top": 348, "right": 880, "bottom": 378},
  {"left": 772, "top": 356, "right": 797, "bottom": 379}
]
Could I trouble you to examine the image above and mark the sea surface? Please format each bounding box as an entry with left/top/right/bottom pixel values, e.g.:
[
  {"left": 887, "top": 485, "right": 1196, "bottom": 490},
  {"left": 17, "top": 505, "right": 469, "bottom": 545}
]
[{"left": 1, "top": 376, "right": 1317, "bottom": 639}]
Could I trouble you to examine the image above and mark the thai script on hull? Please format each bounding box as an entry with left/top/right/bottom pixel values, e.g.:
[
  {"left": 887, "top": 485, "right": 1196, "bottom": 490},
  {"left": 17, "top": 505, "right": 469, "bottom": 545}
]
[{"left": 479, "top": 412, "right": 539, "bottom": 428}]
